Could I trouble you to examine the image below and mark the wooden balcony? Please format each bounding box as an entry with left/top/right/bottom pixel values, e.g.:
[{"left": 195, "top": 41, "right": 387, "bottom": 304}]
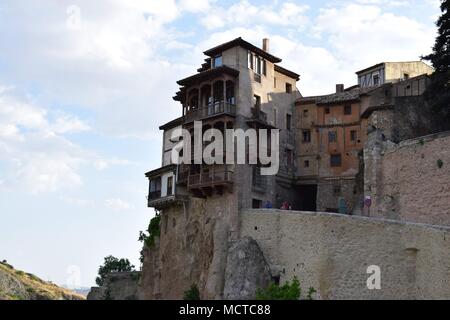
[
  {"left": 187, "top": 166, "right": 233, "bottom": 196},
  {"left": 184, "top": 102, "right": 236, "bottom": 123}
]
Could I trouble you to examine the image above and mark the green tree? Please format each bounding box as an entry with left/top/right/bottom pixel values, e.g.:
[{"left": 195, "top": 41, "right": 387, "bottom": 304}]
[
  {"left": 256, "top": 277, "right": 302, "bottom": 300},
  {"left": 422, "top": 0, "right": 450, "bottom": 130},
  {"left": 95, "top": 255, "right": 135, "bottom": 286}
]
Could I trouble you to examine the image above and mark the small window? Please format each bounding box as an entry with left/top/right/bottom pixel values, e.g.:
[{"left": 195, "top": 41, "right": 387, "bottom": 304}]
[
  {"left": 274, "top": 77, "right": 277, "bottom": 88},
  {"left": 253, "top": 95, "right": 261, "bottom": 109},
  {"left": 247, "top": 51, "right": 253, "bottom": 69},
  {"left": 350, "top": 130, "right": 358, "bottom": 141},
  {"left": 286, "top": 114, "right": 292, "bottom": 131},
  {"left": 304, "top": 160, "right": 310, "bottom": 168},
  {"left": 325, "top": 107, "right": 330, "bottom": 114},
  {"left": 252, "top": 199, "right": 262, "bottom": 209},
  {"left": 286, "top": 149, "right": 293, "bottom": 166},
  {"left": 167, "top": 176, "right": 173, "bottom": 196},
  {"left": 213, "top": 55, "right": 222, "bottom": 68},
  {"left": 302, "top": 130, "right": 311, "bottom": 143},
  {"left": 328, "top": 131, "right": 337, "bottom": 143},
  {"left": 373, "top": 74, "right": 380, "bottom": 86},
  {"left": 404, "top": 73, "right": 409, "bottom": 80},
  {"left": 333, "top": 185, "right": 341, "bottom": 196},
  {"left": 303, "top": 109, "right": 309, "bottom": 117},
  {"left": 344, "top": 105, "right": 352, "bottom": 115},
  {"left": 285, "top": 83, "right": 292, "bottom": 93},
  {"left": 330, "top": 154, "right": 342, "bottom": 167}
]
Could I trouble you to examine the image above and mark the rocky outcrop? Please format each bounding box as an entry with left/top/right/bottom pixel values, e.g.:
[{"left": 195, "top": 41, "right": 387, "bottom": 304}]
[
  {"left": 87, "top": 271, "right": 141, "bottom": 300},
  {"left": 138, "top": 194, "right": 238, "bottom": 300},
  {"left": 223, "top": 237, "right": 272, "bottom": 300}
]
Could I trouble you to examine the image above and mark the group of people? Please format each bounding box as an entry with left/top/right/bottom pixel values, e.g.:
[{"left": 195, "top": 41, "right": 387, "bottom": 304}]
[{"left": 264, "top": 200, "right": 292, "bottom": 210}]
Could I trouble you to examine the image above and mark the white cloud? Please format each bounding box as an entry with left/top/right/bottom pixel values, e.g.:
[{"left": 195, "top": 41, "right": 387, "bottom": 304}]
[
  {"left": 179, "top": 0, "right": 214, "bottom": 13},
  {"left": 313, "top": 4, "right": 436, "bottom": 70},
  {"left": 51, "top": 114, "right": 91, "bottom": 134},
  {"left": 105, "top": 198, "right": 134, "bottom": 211},
  {"left": 94, "top": 158, "right": 132, "bottom": 171},
  {"left": 199, "top": 0, "right": 310, "bottom": 30},
  {"left": 0, "top": 87, "right": 93, "bottom": 193}
]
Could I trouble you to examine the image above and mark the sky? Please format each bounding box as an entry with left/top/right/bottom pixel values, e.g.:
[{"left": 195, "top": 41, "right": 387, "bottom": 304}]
[{"left": 0, "top": 0, "right": 441, "bottom": 288}]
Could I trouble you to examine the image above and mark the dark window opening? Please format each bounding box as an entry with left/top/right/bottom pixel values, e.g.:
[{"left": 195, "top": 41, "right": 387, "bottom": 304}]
[
  {"left": 344, "top": 105, "right": 352, "bottom": 115},
  {"left": 325, "top": 107, "right": 330, "bottom": 114},
  {"left": 328, "top": 131, "right": 337, "bottom": 143},
  {"left": 304, "top": 160, "right": 310, "bottom": 168},
  {"left": 286, "top": 149, "right": 293, "bottom": 166},
  {"left": 253, "top": 95, "right": 261, "bottom": 110},
  {"left": 330, "top": 154, "right": 342, "bottom": 167},
  {"left": 167, "top": 176, "right": 173, "bottom": 196},
  {"left": 333, "top": 185, "right": 341, "bottom": 196},
  {"left": 286, "top": 114, "right": 292, "bottom": 131},
  {"left": 302, "top": 130, "right": 311, "bottom": 143},
  {"left": 303, "top": 109, "right": 309, "bottom": 117},
  {"left": 373, "top": 74, "right": 380, "bottom": 86},
  {"left": 252, "top": 199, "right": 262, "bottom": 209},
  {"left": 350, "top": 130, "right": 358, "bottom": 141},
  {"left": 286, "top": 83, "right": 292, "bottom": 93}
]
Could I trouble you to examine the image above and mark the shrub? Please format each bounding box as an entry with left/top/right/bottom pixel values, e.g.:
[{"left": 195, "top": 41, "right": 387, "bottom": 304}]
[
  {"left": 306, "top": 287, "right": 317, "bottom": 300},
  {"left": 256, "top": 277, "right": 301, "bottom": 300},
  {"left": 139, "top": 215, "right": 161, "bottom": 248},
  {"left": 138, "top": 215, "right": 162, "bottom": 263},
  {"left": 183, "top": 284, "right": 200, "bottom": 300}
]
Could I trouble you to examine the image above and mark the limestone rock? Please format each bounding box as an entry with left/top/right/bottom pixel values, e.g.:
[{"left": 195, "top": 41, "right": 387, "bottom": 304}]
[{"left": 223, "top": 237, "right": 272, "bottom": 300}]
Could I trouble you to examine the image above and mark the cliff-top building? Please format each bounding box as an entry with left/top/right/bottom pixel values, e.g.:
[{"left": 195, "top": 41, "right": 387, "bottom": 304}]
[
  {"left": 146, "top": 37, "right": 300, "bottom": 237},
  {"left": 89, "top": 38, "right": 450, "bottom": 301}
]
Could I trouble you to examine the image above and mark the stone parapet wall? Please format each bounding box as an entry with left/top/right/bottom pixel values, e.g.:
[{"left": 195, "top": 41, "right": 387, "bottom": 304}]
[{"left": 240, "top": 209, "right": 450, "bottom": 299}]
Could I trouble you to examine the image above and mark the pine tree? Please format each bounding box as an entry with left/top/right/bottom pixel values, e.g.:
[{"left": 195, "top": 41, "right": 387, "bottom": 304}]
[{"left": 423, "top": 0, "right": 450, "bottom": 129}]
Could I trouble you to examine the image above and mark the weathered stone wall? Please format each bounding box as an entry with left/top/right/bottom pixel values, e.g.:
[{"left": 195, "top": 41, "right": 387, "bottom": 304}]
[
  {"left": 364, "top": 131, "right": 450, "bottom": 225},
  {"left": 240, "top": 209, "right": 450, "bottom": 299}
]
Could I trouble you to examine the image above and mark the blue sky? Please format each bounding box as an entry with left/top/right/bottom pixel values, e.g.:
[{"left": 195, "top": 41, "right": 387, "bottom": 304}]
[{"left": 0, "top": 0, "right": 441, "bottom": 287}]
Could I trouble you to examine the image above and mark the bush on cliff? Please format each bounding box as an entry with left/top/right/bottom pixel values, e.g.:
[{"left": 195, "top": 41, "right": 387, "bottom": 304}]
[
  {"left": 95, "top": 256, "right": 135, "bottom": 286},
  {"left": 256, "top": 277, "right": 302, "bottom": 300},
  {"left": 183, "top": 284, "right": 200, "bottom": 300}
]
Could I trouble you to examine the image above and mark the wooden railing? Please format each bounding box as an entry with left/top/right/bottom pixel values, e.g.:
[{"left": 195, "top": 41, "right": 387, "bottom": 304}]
[
  {"left": 188, "top": 168, "right": 233, "bottom": 188},
  {"left": 185, "top": 102, "right": 236, "bottom": 122},
  {"left": 148, "top": 190, "right": 161, "bottom": 200}
]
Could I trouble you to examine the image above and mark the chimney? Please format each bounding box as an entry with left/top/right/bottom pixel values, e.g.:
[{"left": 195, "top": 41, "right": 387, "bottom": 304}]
[
  {"left": 336, "top": 84, "right": 344, "bottom": 93},
  {"left": 262, "top": 38, "right": 270, "bottom": 52}
]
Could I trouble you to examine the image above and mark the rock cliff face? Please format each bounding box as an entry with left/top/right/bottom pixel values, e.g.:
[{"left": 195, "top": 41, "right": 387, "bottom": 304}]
[
  {"left": 0, "top": 261, "right": 84, "bottom": 300},
  {"left": 223, "top": 237, "right": 272, "bottom": 300},
  {"left": 137, "top": 194, "right": 240, "bottom": 299}
]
